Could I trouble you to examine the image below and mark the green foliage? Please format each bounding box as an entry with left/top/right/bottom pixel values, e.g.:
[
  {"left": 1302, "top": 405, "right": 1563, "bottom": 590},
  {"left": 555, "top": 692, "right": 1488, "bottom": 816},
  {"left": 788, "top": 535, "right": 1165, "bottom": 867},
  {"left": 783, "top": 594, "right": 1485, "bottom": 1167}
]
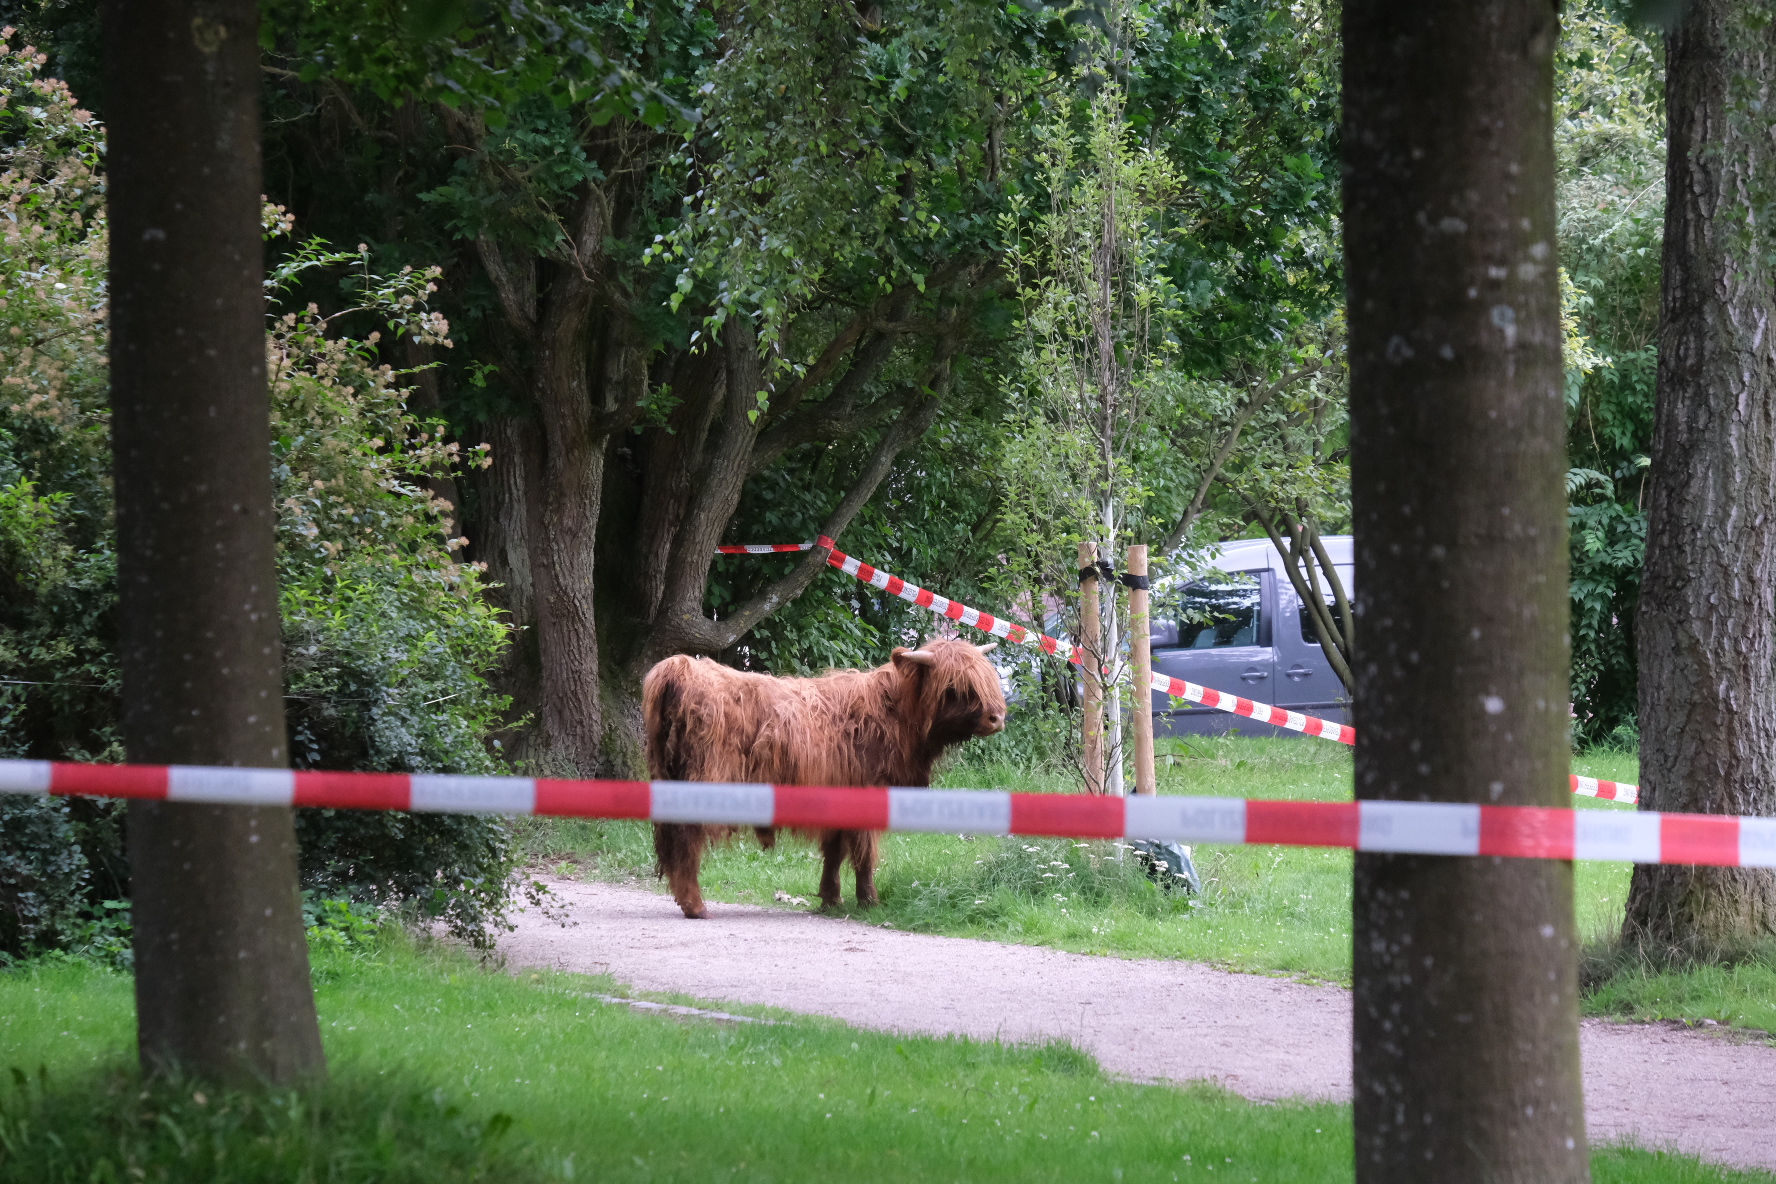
[
  {"left": 656, "top": 0, "right": 1023, "bottom": 352},
  {"left": 1557, "top": 2, "right": 1664, "bottom": 743},
  {"left": 0, "top": 797, "right": 84, "bottom": 959},
  {"left": 302, "top": 893, "right": 386, "bottom": 960},
  {"left": 0, "top": 36, "right": 523, "bottom": 948},
  {"left": 0, "top": 34, "right": 116, "bottom": 763},
  {"left": 261, "top": 0, "right": 695, "bottom": 132},
  {"left": 1000, "top": 31, "right": 1185, "bottom": 535},
  {"left": 1128, "top": 0, "right": 1342, "bottom": 372},
  {"left": 296, "top": 809, "right": 545, "bottom": 950}
]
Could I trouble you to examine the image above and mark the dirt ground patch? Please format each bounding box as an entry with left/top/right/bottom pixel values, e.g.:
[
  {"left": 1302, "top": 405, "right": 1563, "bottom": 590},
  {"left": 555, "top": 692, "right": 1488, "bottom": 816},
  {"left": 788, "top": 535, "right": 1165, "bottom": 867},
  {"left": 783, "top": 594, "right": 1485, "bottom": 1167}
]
[{"left": 501, "top": 877, "right": 1776, "bottom": 1174}]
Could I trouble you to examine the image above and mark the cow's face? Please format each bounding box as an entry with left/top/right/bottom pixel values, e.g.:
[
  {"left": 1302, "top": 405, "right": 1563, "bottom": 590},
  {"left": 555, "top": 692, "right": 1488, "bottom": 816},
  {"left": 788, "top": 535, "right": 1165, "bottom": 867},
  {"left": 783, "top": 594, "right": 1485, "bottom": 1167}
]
[{"left": 892, "top": 639, "right": 1008, "bottom": 743}]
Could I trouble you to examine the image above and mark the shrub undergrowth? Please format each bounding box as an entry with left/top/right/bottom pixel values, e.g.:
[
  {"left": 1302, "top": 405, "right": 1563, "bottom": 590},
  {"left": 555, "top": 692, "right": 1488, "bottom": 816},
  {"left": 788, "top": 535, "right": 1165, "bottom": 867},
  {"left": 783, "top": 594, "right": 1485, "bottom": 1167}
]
[{"left": 0, "top": 33, "right": 520, "bottom": 955}]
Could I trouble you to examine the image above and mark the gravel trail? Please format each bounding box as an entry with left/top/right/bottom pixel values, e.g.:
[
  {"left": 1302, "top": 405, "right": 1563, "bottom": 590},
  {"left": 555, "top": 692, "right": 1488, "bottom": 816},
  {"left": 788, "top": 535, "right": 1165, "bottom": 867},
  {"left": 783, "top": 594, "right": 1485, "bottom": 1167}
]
[{"left": 501, "top": 878, "right": 1776, "bottom": 1174}]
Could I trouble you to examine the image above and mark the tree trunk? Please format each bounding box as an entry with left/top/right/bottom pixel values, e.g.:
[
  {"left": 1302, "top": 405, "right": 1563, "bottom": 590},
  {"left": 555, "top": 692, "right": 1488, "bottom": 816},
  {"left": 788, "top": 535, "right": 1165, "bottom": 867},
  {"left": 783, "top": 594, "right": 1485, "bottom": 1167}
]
[
  {"left": 528, "top": 296, "right": 608, "bottom": 775},
  {"left": 1627, "top": 0, "right": 1776, "bottom": 960},
  {"left": 470, "top": 188, "right": 626, "bottom": 776},
  {"left": 473, "top": 414, "right": 543, "bottom": 764},
  {"left": 1343, "top": 2, "right": 1586, "bottom": 1180},
  {"left": 103, "top": 0, "right": 324, "bottom": 1085}
]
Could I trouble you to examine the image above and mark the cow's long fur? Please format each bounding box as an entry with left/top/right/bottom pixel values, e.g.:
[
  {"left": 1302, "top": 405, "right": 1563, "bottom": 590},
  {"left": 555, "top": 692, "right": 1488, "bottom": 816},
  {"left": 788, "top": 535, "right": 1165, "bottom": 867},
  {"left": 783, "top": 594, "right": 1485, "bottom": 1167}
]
[{"left": 643, "top": 638, "right": 1006, "bottom": 917}]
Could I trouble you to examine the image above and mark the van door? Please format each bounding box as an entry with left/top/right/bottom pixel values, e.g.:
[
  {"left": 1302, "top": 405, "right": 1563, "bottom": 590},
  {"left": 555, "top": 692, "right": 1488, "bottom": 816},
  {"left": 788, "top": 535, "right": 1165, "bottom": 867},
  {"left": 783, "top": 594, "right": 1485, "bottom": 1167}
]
[
  {"left": 1271, "top": 567, "right": 1353, "bottom": 726},
  {"left": 1149, "top": 570, "right": 1282, "bottom": 737}
]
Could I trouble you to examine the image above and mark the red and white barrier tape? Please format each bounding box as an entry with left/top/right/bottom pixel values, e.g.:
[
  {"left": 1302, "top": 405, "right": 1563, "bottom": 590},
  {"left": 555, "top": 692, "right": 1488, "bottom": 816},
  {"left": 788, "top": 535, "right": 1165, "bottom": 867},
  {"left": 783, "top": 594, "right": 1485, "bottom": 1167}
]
[
  {"left": 1571, "top": 775, "right": 1638, "bottom": 805},
  {"left": 716, "top": 543, "right": 816, "bottom": 554},
  {"left": 0, "top": 759, "right": 1760, "bottom": 866},
  {"left": 724, "top": 538, "right": 1649, "bottom": 802}
]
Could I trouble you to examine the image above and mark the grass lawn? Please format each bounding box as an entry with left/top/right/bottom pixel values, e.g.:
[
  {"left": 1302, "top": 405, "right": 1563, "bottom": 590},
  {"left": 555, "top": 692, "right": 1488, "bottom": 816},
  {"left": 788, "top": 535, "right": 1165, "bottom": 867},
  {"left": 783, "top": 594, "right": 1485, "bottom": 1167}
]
[{"left": 0, "top": 942, "right": 1766, "bottom": 1183}]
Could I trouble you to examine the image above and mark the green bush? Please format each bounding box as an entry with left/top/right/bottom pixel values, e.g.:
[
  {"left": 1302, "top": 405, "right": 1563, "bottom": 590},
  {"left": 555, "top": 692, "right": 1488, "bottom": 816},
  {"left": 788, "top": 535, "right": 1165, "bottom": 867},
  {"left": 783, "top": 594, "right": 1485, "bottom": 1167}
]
[
  {"left": 0, "top": 797, "right": 85, "bottom": 958},
  {"left": 1556, "top": 7, "right": 1663, "bottom": 744},
  {"left": 0, "top": 33, "right": 523, "bottom": 949}
]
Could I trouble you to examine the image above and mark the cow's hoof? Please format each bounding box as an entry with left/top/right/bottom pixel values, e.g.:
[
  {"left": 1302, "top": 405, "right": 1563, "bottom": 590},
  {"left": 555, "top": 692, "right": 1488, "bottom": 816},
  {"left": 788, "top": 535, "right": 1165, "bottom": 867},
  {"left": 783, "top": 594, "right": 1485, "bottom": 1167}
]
[
  {"left": 679, "top": 903, "right": 707, "bottom": 919},
  {"left": 818, "top": 897, "right": 842, "bottom": 912}
]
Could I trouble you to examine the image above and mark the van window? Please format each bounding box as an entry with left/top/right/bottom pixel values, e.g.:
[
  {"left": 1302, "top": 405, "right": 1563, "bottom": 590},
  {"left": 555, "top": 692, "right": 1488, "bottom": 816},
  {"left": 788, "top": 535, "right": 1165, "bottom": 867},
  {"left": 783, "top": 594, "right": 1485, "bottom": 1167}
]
[
  {"left": 1163, "top": 575, "right": 1262, "bottom": 649},
  {"left": 1300, "top": 600, "right": 1349, "bottom": 645}
]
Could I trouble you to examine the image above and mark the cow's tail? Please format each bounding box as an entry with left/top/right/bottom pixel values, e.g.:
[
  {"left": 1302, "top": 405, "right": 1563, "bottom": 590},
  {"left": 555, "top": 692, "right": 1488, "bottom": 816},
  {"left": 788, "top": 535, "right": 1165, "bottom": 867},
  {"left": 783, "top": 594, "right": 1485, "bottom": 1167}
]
[{"left": 642, "top": 655, "right": 698, "bottom": 781}]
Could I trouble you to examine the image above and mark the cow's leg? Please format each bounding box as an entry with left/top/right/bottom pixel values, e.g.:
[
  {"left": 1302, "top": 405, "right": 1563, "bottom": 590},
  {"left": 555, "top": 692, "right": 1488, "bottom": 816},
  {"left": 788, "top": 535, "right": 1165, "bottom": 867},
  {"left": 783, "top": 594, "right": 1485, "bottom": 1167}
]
[
  {"left": 654, "top": 823, "right": 709, "bottom": 919},
  {"left": 849, "top": 830, "right": 881, "bottom": 908},
  {"left": 817, "top": 830, "right": 846, "bottom": 909}
]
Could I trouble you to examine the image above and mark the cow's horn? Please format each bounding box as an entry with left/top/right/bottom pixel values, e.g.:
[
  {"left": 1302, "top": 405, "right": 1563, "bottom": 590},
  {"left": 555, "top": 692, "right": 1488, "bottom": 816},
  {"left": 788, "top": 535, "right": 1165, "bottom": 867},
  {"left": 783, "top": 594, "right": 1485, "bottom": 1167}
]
[
  {"left": 895, "top": 648, "right": 937, "bottom": 667},
  {"left": 976, "top": 642, "right": 998, "bottom": 654}
]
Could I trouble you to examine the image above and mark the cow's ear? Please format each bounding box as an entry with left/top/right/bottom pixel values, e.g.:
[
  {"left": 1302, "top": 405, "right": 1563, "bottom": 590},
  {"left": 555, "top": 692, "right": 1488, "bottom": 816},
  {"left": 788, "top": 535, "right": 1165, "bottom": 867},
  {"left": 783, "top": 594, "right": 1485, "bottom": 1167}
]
[{"left": 892, "top": 647, "right": 936, "bottom": 669}]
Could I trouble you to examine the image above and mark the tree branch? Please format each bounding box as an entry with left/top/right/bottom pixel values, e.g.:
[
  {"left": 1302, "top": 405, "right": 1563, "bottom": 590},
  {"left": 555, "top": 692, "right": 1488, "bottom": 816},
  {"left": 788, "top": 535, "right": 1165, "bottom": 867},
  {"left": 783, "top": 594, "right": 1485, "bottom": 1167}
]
[
  {"left": 1160, "top": 359, "right": 1324, "bottom": 554},
  {"left": 648, "top": 341, "right": 957, "bottom": 660},
  {"left": 705, "top": 363, "right": 952, "bottom": 650},
  {"left": 1243, "top": 494, "right": 1354, "bottom": 692},
  {"left": 761, "top": 289, "right": 899, "bottom": 425},
  {"left": 752, "top": 260, "right": 982, "bottom": 475},
  {"left": 475, "top": 238, "right": 537, "bottom": 340},
  {"left": 749, "top": 328, "right": 903, "bottom": 474}
]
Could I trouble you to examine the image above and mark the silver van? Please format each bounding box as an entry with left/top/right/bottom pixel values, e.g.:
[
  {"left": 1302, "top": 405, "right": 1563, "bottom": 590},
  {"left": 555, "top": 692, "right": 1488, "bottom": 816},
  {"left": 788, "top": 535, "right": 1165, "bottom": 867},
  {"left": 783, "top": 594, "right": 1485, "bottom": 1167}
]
[{"left": 1149, "top": 536, "right": 1352, "bottom": 737}]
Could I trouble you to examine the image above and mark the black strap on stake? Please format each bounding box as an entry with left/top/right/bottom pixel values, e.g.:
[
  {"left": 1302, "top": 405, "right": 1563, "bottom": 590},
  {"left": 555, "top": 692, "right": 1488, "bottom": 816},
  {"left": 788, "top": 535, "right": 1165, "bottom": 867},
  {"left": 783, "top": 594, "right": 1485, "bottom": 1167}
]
[{"left": 1080, "top": 562, "right": 1147, "bottom": 589}]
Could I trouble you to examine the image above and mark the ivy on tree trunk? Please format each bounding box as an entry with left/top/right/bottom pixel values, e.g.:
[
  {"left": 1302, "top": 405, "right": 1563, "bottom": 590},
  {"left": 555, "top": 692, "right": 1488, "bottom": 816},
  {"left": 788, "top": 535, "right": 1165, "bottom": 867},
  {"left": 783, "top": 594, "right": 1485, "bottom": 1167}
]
[
  {"left": 1628, "top": 0, "right": 1776, "bottom": 960},
  {"left": 103, "top": 0, "right": 325, "bottom": 1084},
  {"left": 1343, "top": 0, "right": 1587, "bottom": 1179}
]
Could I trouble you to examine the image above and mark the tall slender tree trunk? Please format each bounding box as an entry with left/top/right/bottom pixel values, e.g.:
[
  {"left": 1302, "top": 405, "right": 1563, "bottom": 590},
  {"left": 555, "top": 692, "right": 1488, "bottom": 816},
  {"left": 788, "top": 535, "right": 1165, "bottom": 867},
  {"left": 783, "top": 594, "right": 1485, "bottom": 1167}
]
[
  {"left": 103, "top": 0, "right": 324, "bottom": 1085},
  {"left": 1344, "top": 2, "right": 1586, "bottom": 1180},
  {"left": 1627, "top": 0, "right": 1776, "bottom": 959}
]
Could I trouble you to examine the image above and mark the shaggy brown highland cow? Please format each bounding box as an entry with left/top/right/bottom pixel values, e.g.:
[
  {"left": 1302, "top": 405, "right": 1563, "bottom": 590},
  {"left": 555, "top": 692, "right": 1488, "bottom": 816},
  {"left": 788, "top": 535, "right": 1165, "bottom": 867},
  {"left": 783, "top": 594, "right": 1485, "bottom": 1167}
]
[{"left": 643, "top": 638, "right": 1007, "bottom": 918}]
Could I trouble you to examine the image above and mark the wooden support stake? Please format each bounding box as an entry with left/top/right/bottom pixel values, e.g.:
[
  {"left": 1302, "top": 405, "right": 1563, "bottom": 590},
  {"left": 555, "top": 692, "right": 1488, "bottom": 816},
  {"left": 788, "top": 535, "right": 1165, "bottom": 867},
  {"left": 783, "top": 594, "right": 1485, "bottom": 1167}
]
[
  {"left": 1128, "top": 545, "right": 1156, "bottom": 796},
  {"left": 1078, "top": 540, "right": 1104, "bottom": 794}
]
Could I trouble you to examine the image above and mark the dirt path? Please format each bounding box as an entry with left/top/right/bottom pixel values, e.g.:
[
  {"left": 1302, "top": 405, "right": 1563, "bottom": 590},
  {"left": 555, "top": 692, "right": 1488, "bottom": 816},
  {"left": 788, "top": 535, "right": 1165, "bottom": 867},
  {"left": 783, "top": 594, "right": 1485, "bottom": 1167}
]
[{"left": 501, "top": 878, "right": 1776, "bottom": 1174}]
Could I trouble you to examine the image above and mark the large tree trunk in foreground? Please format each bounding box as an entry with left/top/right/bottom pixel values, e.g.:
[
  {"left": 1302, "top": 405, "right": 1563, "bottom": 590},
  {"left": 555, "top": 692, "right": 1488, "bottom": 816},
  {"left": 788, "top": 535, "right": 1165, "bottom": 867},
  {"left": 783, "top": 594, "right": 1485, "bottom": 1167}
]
[
  {"left": 1344, "top": 2, "right": 1586, "bottom": 1180},
  {"left": 1628, "top": 0, "right": 1776, "bottom": 960},
  {"left": 104, "top": 0, "right": 325, "bottom": 1084}
]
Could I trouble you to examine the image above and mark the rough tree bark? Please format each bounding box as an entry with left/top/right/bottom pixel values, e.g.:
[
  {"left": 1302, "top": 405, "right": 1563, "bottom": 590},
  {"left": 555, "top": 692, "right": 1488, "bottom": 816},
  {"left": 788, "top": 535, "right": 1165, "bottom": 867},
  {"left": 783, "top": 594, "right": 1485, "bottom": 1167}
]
[
  {"left": 474, "top": 182, "right": 646, "bottom": 775},
  {"left": 1627, "top": 0, "right": 1776, "bottom": 959},
  {"left": 103, "top": 0, "right": 325, "bottom": 1084},
  {"left": 1344, "top": 1, "right": 1587, "bottom": 1180}
]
